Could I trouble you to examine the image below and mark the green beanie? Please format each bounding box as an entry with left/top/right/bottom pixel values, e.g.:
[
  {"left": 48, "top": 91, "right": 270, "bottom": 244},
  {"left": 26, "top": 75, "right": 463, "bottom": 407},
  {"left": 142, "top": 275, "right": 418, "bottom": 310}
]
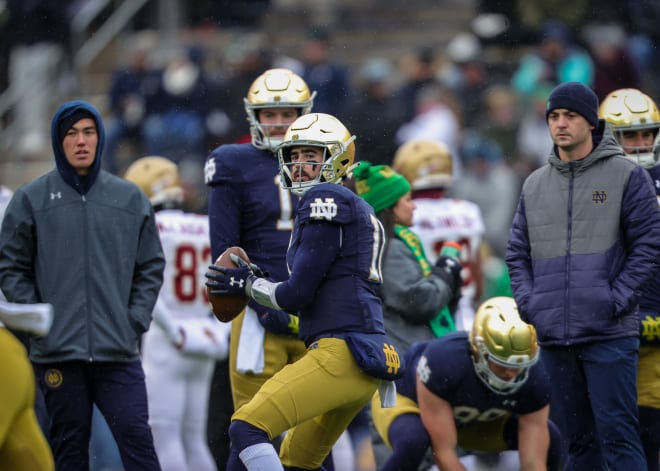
[{"left": 353, "top": 161, "right": 411, "bottom": 213}]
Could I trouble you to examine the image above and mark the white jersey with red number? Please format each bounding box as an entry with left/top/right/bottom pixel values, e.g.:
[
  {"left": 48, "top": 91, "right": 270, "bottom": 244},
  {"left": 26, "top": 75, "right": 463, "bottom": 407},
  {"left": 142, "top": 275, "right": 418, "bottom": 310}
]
[
  {"left": 156, "top": 209, "right": 212, "bottom": 320},
  {"left": 411, "top": 197, "right": 485, "bottom": 332}
]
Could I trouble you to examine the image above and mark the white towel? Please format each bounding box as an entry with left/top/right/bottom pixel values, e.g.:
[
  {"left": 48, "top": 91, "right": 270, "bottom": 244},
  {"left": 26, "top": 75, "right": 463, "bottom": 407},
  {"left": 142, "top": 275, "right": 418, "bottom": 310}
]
[
  {"left": 236, "top": 306, "right": 265, "bottom": 373},
  {"left": 0, "top": 289, "right": 53, "bottom": 336},
  {"left": 378, "top": 380, "right": 397, "bottom": 408}
]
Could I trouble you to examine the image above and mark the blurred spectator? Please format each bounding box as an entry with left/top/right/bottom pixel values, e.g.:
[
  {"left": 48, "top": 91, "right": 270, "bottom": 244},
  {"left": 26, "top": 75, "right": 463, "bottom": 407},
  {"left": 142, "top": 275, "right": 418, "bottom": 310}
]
[
  {"left": 143, "top": 47, "right": 212, "bottom": 164},
  {"left": 474, "top": 84, "right": 522, "bottom": 173},
  {"left": 453, "top": 131, "right": 520, "bottom": 258},
  {"left": 396, "top": 46, "right": 439, "bottom": 122},
  {"left": 104, "top": 35, "right": 161, "bottom": 175},
  {"left": 343, "top": 58, "right": 406, "bottom": 166},
  {"left": 516, "top": 83, "right": 555, "bottom": 173},
  {"left": 440, "top": 32, "right": 495, "bottom": 129},
  {"left": 512, "top": 19, "right": 594, "bottom": 96},
  {"left": 627, "top": 0, "right": 660, "bottom": 99},
  {"left": 207, "top": 33, "right": 273, "bottom": 145},
  {"left": 583, "top": 23, "right": 641, "bottom": 101},
  {"left": 515, "top": 0, "right": 590, "bottom": 34},
  {"left": 6, "top": 0, "right": 74, "bottom": 157},
  {"left": 396, "top": 83, "right": 463, "bottom": 178},
  {"left": 299, "top": 26, "right": 350, "bottom": 117}
]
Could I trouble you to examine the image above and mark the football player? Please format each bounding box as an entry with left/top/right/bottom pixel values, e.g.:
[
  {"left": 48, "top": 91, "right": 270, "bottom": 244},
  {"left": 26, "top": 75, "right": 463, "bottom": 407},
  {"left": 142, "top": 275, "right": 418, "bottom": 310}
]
[
  {"left": 125, "top": 156, "right": 230, "bottom": 471},
  {"left": 599, "top": 88, "right": 660, "bottom": 471},
  {"left": 371, "top": 296, "right": 564, "bottom": 470},
  {"left": 0, "top": 183, "right": 53, "bottom": 470},
  {"left": 0, "top": 294, "right": 54, "bottom": 470},
  {"left": 203, "top": 68, "right": 314, "bottom": 466},
  {"left": 206, "top": 113, "right": 402, "bottom": 470},
  {"left": 392, "top": 139, "right": 485, "bottom": 332}
]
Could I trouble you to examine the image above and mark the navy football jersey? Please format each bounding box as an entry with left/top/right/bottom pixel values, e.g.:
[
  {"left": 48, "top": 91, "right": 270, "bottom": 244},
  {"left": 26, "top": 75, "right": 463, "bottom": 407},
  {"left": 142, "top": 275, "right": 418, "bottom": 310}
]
[
  {"left": 638, "top": 164, "right": 660, "bottom": 343},
  {"left": 205, "top": 143, "right": 296, "bottom": 283},
  {"left": 275, "top": 183, "right": 386, "bottom": 344},
  {"left": 398, "top": 332, "right": 550, "bottom": 426}
]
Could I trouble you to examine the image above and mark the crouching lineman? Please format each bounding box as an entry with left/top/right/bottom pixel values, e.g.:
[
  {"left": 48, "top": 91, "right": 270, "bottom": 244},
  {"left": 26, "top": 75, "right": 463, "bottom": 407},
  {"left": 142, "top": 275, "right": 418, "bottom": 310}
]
[{"left": 371, "top": 296, "right": 564, "bottom": 470}]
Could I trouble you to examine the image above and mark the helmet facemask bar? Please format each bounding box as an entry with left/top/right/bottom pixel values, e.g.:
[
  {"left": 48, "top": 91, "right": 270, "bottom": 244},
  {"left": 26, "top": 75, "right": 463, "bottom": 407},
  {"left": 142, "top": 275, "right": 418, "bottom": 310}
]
[
  {"left": 278, "top": 134, "right": 356, "bottom": 196},
  {"left": 599, "top": 88, "right": 660, "bottom": 168},
  {"left": 244, "top": 94, "right": 316, "bottom": 152},
  {"left": 472, "top": 337, "right": 538, "bottom": 394},
  {"left": 611, "top": 124, "right": 660, "bottom": 168}
]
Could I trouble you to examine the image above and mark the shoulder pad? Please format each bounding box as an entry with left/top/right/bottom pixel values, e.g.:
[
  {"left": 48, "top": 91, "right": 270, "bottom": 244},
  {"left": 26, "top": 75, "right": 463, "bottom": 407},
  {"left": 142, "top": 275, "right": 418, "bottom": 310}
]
[{"left": 297, "top": 184, "right": 354, "bottom": 224}]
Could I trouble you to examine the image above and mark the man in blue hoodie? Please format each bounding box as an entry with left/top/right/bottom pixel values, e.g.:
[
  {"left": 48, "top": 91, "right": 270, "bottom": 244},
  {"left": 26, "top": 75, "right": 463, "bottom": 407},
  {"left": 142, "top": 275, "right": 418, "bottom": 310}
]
[
  {"left": 0, "top": 100, "right": 165, "bottom": 470},
  {"left": 506, "top": 82, "right": 660, "bottom": 470}
]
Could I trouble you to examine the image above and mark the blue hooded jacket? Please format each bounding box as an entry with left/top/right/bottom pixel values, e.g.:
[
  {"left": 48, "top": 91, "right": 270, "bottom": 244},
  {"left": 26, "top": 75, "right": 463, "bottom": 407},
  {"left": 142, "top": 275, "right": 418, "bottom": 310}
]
[{"left": 0, "top": 100, "right": 165, "bottom": 362}]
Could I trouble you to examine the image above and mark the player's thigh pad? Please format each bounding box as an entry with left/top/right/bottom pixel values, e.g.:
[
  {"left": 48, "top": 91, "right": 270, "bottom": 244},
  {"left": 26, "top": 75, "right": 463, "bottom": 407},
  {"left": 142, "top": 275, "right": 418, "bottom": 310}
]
[
  {"left": 229, "top": 309, "right": 307, "bottom": 409},
  {"left": 232, "top": 337, "right": 378, "bottom": 439}
]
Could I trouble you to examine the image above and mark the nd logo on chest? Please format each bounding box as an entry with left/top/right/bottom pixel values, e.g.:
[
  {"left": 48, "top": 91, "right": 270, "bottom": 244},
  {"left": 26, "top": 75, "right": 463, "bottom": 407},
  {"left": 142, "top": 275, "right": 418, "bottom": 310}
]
[{"left": 592, "top": 190, "right": 607, "bottom": 204}]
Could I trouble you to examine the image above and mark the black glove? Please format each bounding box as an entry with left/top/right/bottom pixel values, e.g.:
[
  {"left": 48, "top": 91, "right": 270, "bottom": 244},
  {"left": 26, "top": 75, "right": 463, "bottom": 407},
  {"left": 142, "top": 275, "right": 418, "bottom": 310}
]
[
  {"left": 432, "top": 256, "right": 463, "bottom": 294},
  {"left": 433, "top": 256, "right": 463, "bottom": 314},
  {"left": 205, "top": 253, "right": 268, "bottom": 297},
  {"left": 253, "top": 304, "right": 300, "bottom": 337}
]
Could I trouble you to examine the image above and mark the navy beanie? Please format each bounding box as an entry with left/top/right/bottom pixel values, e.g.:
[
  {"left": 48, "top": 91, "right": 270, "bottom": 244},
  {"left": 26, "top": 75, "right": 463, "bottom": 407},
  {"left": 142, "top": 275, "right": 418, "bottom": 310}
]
[
  {"left": 58, "top": 109, "right": 95, "bottom": 141},
  {"left": 545, "top": 82, "right": 599, "bottom": 127}
]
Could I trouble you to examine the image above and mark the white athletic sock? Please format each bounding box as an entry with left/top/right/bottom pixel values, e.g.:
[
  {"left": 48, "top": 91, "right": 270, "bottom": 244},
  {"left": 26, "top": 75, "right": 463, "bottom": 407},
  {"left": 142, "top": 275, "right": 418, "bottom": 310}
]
[{"left": 239, "top": 443, "right": 284, "bottom": 471}]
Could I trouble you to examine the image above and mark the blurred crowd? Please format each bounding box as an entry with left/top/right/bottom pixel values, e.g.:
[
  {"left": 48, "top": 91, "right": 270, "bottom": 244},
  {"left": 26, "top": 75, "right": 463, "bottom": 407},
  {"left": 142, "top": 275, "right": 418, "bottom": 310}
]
[{"left": 3, "top": 0, "right": 657, "bottom": 264}]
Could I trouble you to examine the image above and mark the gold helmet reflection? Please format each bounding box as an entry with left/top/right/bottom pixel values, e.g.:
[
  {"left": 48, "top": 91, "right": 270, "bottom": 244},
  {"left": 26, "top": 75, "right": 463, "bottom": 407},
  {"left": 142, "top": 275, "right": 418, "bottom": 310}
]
[
  {"left": 469, "top": 296, "right": 539, "bottom": 394},
  {"left": 392, "top": 139, "right": 453, "bottom": 190},
  {"left": 277, "top": 113, "right": 356, "bottom": 196},
  {"left": 124, "top": 156, "right": 183, "bottom": 208},
  {"left": 244, "top": 68, "right": 316, "bottom": 152},
  {"left": 599, "top": 88, "right": 660, "bottom": 168}
]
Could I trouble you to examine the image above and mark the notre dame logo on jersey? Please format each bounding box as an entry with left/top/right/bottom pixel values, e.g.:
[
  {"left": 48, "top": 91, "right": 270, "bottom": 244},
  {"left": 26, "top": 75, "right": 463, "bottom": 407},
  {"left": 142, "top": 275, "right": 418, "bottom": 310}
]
[
  {"left": 310, "top": 198, "right": 338, "bottom": 221},
  {"left": 345, "top": 333, "right": 405, "bottom": 380}
]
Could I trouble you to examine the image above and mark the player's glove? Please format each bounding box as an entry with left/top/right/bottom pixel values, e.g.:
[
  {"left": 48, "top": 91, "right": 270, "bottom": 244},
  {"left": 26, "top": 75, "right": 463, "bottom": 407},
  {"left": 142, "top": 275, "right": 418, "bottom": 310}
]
[
  {"left": 254, "top": 305, "right": 300, "bottom": 337},
  {"left": 205, "top": 254, "right": 267, "bottom": 297},
  {"left": 432, "top": 256, "right": 463, "bottom": 294}
]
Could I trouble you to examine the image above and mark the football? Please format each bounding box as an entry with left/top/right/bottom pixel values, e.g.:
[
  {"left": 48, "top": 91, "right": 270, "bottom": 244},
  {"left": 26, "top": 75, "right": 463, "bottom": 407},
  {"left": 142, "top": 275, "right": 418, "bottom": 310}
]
[{"left": 207, "top": 246, "right": 250, "bottom": 323}]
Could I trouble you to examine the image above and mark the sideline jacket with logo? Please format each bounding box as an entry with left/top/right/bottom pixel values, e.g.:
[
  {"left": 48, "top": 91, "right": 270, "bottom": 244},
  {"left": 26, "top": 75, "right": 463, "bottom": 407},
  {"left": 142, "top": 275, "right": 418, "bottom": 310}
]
[
  {"left": 506, "top": 122, "right": 660, "bottom": 347},
  {"left": 0, "top": 100, "right": 164, "bottom": 362}
]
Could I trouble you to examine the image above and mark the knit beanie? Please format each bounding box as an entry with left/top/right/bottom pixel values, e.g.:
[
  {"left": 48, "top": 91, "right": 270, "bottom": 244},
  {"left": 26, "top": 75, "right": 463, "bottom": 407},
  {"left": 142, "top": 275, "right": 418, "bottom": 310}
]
[
  {"left": 58, "top": 109, "right": 96, "bottom": 142},
  {"left": 545, "top": 82, "right": 599, "bottom": 127},
  {"left": 353, "top": 161, "right": 411, "bottom": 213}
]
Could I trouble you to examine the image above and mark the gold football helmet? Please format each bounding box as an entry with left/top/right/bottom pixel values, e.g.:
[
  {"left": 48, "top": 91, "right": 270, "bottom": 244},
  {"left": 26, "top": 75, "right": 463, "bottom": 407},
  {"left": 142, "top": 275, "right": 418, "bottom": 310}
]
[
  {"left": 469, "top": 296, "right": 539, "bottom": 394},
  {"left": 392, "top": 139, "right": 453, "bottom": 190},
  {"left": 598, "top": 88, "right": 660, "bottom": 168},
  {"left": 245, "top": 68, "right": 316, "bottom": 152},
  {"left": 277, "top": 113, "right": 356, "bottom": 196},
  {"left": 124, "top": 156, "right": 183, "bottom": 208}
]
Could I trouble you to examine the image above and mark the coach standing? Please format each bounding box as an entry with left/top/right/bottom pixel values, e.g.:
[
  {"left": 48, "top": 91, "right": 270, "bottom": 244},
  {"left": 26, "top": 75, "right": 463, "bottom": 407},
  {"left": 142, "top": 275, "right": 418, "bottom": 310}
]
[
  {"left": 506, "top": 82, "right": 660, "bottom": 469},
  {"left": 0, "top": 100, "right": 165, "bottom": 470}
]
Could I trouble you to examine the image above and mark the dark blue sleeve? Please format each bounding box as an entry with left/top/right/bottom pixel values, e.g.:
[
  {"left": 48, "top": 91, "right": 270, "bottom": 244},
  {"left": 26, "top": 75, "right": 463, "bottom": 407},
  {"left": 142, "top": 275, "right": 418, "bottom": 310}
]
[
  {"left": 615, "top": 166, "right": 660, "bottom": 313},
  {"left": 505, "top": 194, "right": 534, "bottom": 320},
  {"left": 206, "top": 148, "right": 243, "bottom": 261},
  {"left": 275, "top": 221, "right": 341, "bottom": 312}
]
